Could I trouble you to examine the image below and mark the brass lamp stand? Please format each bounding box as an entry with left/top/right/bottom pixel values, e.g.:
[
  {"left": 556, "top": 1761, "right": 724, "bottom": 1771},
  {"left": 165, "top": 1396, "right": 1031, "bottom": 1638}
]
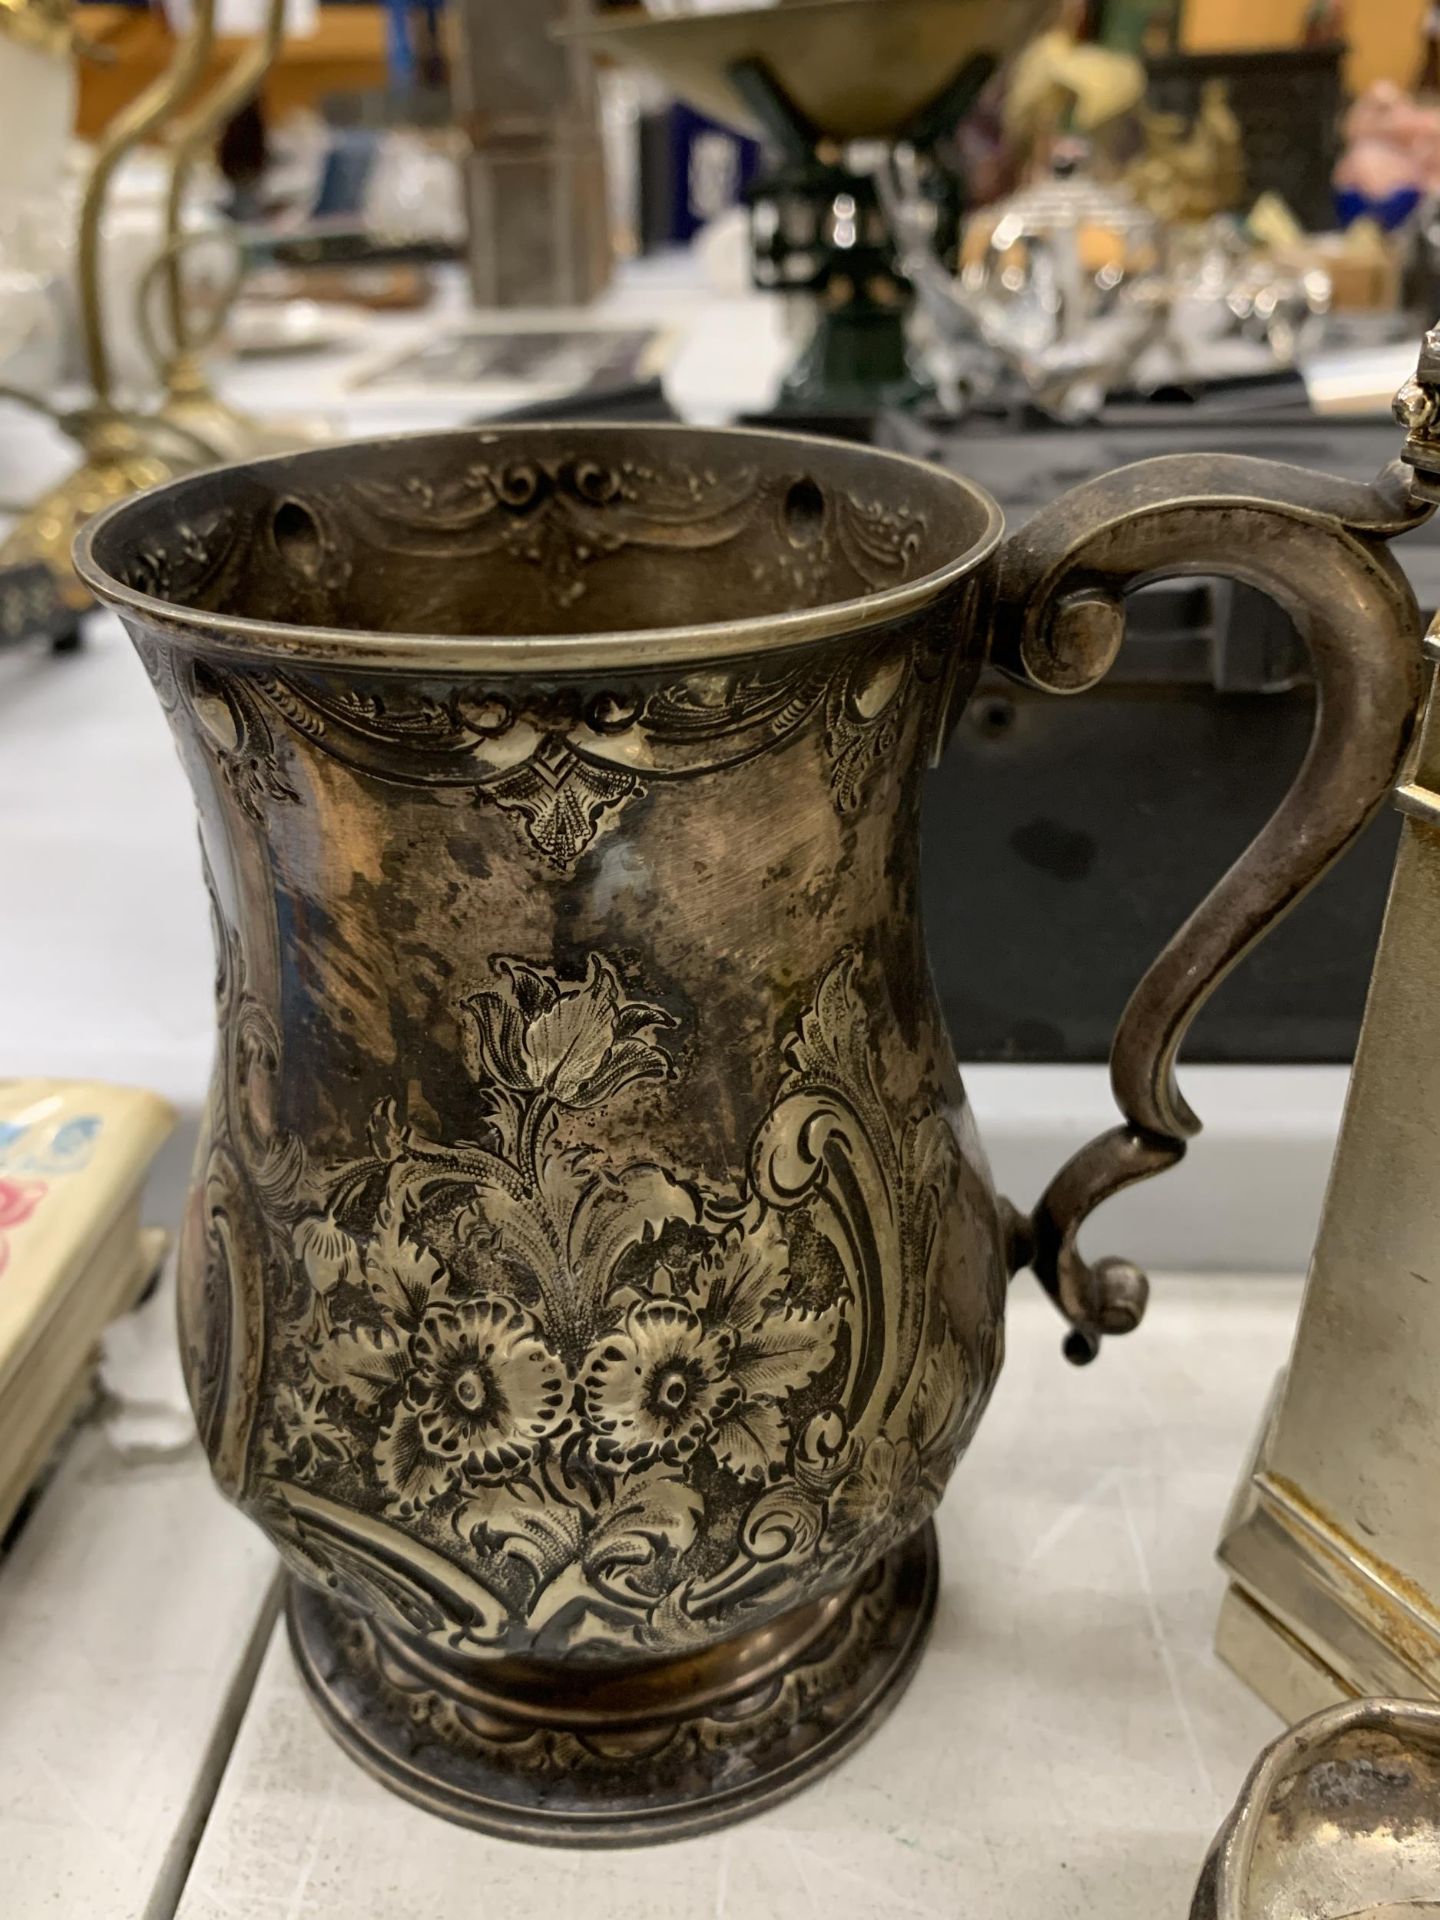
[
  {"left": 144, "top": 0, "right": 319, "bottom": 461},
  {"left": 0, "top": 0, "right": 224, "bottom": 606},
  {"left": 1215, "top": 333, "right": 1440, "bottom": 1719},
  {"left": 1, "top": 0, "right": 318, "bottom": 612}
]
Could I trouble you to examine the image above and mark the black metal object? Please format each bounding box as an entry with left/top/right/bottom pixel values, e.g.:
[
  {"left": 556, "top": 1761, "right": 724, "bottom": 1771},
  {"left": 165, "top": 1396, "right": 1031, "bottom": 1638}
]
[
  {"left": 929, "top": 666, "right": 1400, "bottom": 1064},
  {"left": 1143, "top": 44, "right": 1346, "bottom": 233},
  {"left": 887, "top": 414, "right": 1430, "bottom": 1065},
  {"left": 485, "top": 377, "right": 679, "bottom": 425},
  {"left": 737, "top": 53, "right": 982, "bottom": 415},
  {"left": 740, "top": 368, "right": 1321, "bottom": 447},
  {"left": 0, "top": 562, "right": 83, "bottom": 655}
]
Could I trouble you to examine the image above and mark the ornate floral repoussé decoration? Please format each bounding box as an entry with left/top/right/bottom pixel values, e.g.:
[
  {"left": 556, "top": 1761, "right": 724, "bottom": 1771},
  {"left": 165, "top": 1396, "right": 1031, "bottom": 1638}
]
[
  {"left": 215, "top": 944, "right": 978, "bottom": 1663},
  {"left": 83, "top": 371, "right": 1440, "bottom": 1840}
]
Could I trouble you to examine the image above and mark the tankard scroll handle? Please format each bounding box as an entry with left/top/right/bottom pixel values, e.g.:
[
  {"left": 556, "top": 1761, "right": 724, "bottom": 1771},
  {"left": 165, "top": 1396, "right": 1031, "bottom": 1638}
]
[{"left": 984, "top": 451, "right": 1430, "bottom": 1364}]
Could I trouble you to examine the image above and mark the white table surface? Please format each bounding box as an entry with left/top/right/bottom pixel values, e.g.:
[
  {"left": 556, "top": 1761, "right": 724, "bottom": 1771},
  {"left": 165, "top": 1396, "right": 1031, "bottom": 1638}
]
[{"left": 0, "top": 1273, "right": 279, "bottom": 1919}]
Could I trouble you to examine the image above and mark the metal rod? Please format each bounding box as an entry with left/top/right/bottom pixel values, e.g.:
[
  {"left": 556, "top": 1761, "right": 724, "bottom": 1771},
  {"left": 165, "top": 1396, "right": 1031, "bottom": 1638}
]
[
  {"left": 76, "top": 0, "right": 219, "bottom": 405},
  {"left": 159, "top": 0, "right": 287, "bottom": 376}
]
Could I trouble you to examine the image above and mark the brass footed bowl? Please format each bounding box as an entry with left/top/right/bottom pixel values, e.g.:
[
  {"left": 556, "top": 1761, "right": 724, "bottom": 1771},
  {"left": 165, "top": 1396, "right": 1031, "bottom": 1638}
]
[
  {"left": 76, "top": 422, "right": 1424, "bottom": 1841},
  {"left": 560, "top": 0, "right": 1057, "bottom": 142}
]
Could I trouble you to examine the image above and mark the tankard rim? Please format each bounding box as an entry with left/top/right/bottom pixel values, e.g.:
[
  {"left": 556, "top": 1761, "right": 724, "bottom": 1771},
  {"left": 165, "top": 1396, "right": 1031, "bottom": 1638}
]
[{"left": 73, "top": 421, "right": 1004, "bottom": 675}]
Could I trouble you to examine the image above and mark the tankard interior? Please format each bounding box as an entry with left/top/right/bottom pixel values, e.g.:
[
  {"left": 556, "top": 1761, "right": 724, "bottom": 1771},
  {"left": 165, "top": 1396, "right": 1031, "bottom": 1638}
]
[{"left": 77, "top": 424, "right": 1000, "bottom": 654}]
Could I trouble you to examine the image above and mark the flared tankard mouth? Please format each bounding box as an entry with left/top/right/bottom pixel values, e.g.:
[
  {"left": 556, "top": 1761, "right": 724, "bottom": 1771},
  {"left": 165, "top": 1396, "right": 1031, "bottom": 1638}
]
[{"left": 73, "top": 422, "right": 1002, "bottom": 674}]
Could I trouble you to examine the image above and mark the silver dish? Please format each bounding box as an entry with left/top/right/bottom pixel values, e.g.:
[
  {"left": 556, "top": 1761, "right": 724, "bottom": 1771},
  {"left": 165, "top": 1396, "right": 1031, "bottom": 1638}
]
[{"left": 1194, "top": 1697, "right": 1440, "bottom": 1919}]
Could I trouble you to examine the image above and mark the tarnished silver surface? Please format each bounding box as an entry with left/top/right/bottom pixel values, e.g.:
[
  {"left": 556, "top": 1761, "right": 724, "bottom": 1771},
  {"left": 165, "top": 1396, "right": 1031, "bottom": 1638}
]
[
  {"left": 1217, "top": 622, "right": 1440, "bottom": 1715},
  {"left": 1217, "top": 312, "right": 1440, "bottom": 1714},
  {"left": 1193, "top": 1697, "right": 1440, "bottom": 1920},
  {"left": 74, "top": 417, "right": 1427, "bottom": 1840}
]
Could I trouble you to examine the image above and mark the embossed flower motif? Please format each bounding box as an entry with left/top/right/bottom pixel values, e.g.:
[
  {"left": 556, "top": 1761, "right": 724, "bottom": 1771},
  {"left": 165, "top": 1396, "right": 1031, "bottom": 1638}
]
[
  {"left": 461, "top": 953, "right": 675, "bottom": 1112},
  {"left": 582, "top": 1224, "right": 843, "bottom": 1482},
  {"left": 825, "top": 1434, "right": 923, "bottom": 1557},
  {"left": 581, "top": 1299, "right": 739, "bottom": 1469},
  {"left": 378, "top": 1299, "right": 571, "bottom": 1511},
  {"left": 688, "top": 1232, "right": 842, "bottom": 1481},
  {"left": 292, "top": 1212, "right": 359, "bottom": 1294}
]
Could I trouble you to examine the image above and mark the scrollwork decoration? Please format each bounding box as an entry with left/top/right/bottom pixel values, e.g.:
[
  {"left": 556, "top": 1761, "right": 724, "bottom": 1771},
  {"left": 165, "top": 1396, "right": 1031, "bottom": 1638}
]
[
  {"left": 116, "top": 453, "right": 947, "bottom": 867},
  {"left": 189, "top": 855, "right": 305, "bottom": 1494},
  {"left": 170, "top": 612, "right": 954, "bottom": 867}
]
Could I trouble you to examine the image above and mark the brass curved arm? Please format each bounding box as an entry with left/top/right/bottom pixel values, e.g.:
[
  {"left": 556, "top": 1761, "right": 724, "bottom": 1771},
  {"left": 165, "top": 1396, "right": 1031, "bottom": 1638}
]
[
  {"left": 77, "top": 0, "right": 219, "bottom": 405},
  {"left": 154, "top": 0, "right": 286, "bottom": 375},
  {"left": 988, "top": 453, "right": 1430, "bottom": 1362},
  {"left": 137, "top": 225, "right": 245, "bottom": 389}
]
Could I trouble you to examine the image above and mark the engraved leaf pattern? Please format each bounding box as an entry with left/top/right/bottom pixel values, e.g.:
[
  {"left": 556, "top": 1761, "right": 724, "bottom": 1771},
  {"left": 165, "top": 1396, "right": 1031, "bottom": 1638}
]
[
  {"left": 362, "top": 1203, "right": 454, "bottom": 1329},
  {"left": 709, "top": 1400, "right": 787, "bottom": 1483},
  {"left": 727, "top": 1306, "right": 842, "bottom": 1403},
  {"left": 315, "top": 1326, "right": 408, "bottom": 1409},
  {"left": 912, "top": 1323, "right": 969, "bottom": 1468}
]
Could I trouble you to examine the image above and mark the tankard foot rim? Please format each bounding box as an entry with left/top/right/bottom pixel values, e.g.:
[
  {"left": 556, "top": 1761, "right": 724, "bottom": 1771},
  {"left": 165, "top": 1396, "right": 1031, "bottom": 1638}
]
[{"left": 285, "top": 1521, "right": 938, "bottom": 1847}]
